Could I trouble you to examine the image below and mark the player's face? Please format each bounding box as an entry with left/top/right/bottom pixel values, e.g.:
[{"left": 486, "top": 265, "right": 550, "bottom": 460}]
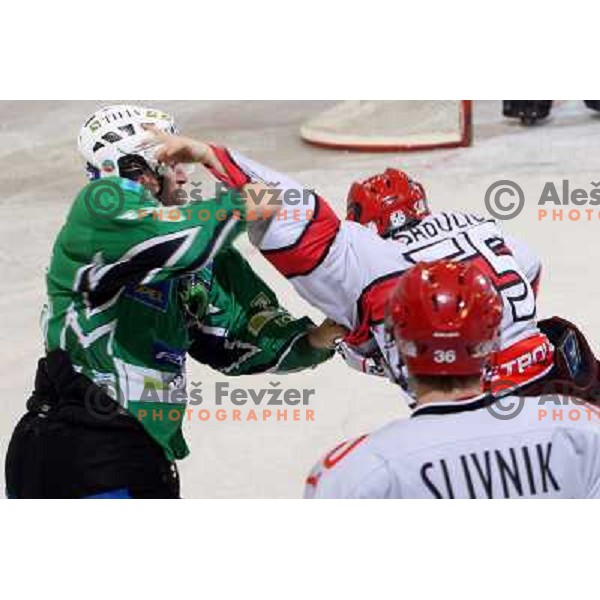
[
  {"left": 160, "top": 164, "right": 189, "bottom": 206},
  {"left": 136, "top": 164, "right": 189, "bottom": 206}
]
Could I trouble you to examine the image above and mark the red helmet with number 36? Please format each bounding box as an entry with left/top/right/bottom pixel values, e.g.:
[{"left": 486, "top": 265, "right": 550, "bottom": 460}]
[
  {"left": 387, "top": 260, "right": 503, "bottom": 376},
  {"left": 346, "top": 168, "right": 429, "bottom": 237}
]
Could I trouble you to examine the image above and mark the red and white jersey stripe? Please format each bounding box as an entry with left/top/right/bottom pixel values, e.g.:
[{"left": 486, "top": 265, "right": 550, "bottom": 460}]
[{"left": 209, "top": 148, "right": 552, "bottom": 392}]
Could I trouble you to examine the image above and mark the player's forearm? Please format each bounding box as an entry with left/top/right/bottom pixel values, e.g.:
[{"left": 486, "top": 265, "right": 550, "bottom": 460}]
[
  {"left": 275, "top": 332, "right": 334, "bottom": 374},
  {"left": 202, "top": 146, "right": 363, "bottom": 330},
  {"left": 206, "top": 145, "right": 316, "bottom": 226},
  {"left": 207, "top": 146, "right": 306, "bottom": 197}
]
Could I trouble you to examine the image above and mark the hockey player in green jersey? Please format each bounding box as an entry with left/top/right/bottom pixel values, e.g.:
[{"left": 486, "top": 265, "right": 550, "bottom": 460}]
[{"left": 5, "top": 105, "right": 340, "bottom": 499}]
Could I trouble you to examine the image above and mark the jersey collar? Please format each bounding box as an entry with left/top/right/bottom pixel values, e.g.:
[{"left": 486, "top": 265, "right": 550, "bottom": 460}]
[{"left": 411, "top": 393, "right": 496, "bottom": 418}]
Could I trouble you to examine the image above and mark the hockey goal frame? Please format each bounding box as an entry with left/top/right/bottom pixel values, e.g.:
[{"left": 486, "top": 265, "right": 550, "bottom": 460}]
[{"left": 300, "top": 100, "right": 473, "bottom": 152}]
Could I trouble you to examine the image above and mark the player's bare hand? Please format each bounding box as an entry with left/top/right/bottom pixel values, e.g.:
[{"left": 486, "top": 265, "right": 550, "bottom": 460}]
[
  {"left": 307, "top": 319, "right": 348, "bottom": 350},
  {"left": 142, "top": 125, "right": 221, "bottom": 171}
]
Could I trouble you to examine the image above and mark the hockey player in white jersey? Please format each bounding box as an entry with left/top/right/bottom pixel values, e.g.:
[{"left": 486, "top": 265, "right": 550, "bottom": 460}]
[
  {"left": 202, "top": 151, "right": 600, "bottom": 405},
  {"left": 340, "top": 168, "right": 543, "bottom": 384},
  {"left": 200, "top": 149, "right": 552, "bottom": 401},
  {"left": 305, "top": 260, "right": 600, "bottom": 499},
  {"left": 340, "top": 168, "right": 600, "bottom": 402}
]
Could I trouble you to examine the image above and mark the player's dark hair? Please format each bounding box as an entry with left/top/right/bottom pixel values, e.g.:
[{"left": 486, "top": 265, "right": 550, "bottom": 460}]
[
  {"left": 411, "top": 374, "right": 482, "bottom": 394},
  {"left": 117, "top": 154, "right": 154, "bottom": 181},
  {"left": 117, "top": 154, "right": 166, "bottom": 198}
]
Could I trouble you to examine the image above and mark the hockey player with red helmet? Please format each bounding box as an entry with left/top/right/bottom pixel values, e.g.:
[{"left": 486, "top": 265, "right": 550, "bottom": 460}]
[
  {"left": 338, "top": 167, "right": 547, "bottom": 385},
  {"left": 204, "top": 147, "right": 599, "bottom": 406},
  {"left": 200, "top": 147, "right": 554, "bottom": 403},
  {"left": 305, "top": 260, "right": 600, "bottom": 499},
  {"left": 342, "top": 168, "right": 600, "bottom": 402},
  {"left": 345, "top": 167, "right": 541, "bottom": 292}
]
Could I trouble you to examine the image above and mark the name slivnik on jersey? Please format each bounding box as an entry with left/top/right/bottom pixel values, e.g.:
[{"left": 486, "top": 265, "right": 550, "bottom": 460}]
[
  {"left": 420, "top": 441, "right": 559, "bottom": 499},
  {"left": 42, "top": 177, "right": 246, "bottom": 460},
  {"left": 304, "top": 395, "right": 600, "bottom": 498}
]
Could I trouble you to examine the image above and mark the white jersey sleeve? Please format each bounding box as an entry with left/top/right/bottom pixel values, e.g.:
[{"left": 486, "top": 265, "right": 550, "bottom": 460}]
[
  {"left": 206, "top": 149, "right": 549, "bottom": 393},
  {"left": 304, "top": 436, "right": 396, "bottom": 499},
  {"left": 335, "top": 341, "right": 387, "bottom": 378},
  {"left": 207, "top": 147, "right": 411, "bottom": 331},
  {"left": 556, "top": 424, "right": 600, "bottom": 498}
]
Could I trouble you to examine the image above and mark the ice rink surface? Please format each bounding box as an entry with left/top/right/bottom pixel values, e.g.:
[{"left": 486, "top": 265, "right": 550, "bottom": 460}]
[{"left": 1, "top": 100, "right": 599, "bottom": 497}]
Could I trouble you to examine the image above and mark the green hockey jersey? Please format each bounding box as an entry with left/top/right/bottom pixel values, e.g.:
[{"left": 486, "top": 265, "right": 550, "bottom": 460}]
[
  {"left": 185, "top": 247, "right": 333, "bottom": 375},
  {"left": 42, "top": 177, "right": 246, "bottom": 460}
]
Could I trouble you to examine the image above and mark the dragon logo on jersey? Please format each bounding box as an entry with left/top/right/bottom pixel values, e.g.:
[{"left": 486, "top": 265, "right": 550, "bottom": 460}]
[{"left": 179, "top": 272, "right": 212, "bottom": 326}]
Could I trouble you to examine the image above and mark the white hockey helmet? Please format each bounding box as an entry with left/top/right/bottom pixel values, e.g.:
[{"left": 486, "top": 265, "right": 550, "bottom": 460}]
[{"left": 77, "top": 104, "right": 178, "bottom": 179}]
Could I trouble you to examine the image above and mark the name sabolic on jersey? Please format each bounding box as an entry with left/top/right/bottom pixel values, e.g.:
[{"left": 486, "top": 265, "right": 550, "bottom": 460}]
[
  {"left": 304, "top": 396, "right": 600, "bottom": 498},
  {"left": 207, "top": 148, "right": 553, "bottom": 395}
]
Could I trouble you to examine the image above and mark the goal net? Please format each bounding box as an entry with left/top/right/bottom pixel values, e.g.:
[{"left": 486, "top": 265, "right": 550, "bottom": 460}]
[{"left": 300, "top": 101, "right": 472, "bottom": 152}]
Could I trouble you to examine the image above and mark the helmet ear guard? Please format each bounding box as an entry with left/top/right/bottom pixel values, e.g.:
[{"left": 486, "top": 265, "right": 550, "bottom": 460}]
[
  {"left": 85, "top": 153, "right": 165, "bottom": 193},
  {"left": 85, "top": 162, "right": 101, "bottom": 181},
  {"left": 346, "top": 200, "right": 362, "bottom": 223}
]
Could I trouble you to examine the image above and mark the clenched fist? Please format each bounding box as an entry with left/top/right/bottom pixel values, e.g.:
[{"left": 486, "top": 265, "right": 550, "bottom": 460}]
[
  {"left": 143, "top": 125, "right": 222, "bottom": 170},
  {"left": 307, "top": 319, "right": 348, "bottom": 350}
]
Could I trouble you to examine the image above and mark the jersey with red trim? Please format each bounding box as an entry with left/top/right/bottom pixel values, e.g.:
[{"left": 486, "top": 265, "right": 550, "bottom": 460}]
[
  {"left": 304, "top": 395, "right": 600, "bottom": 499},
  {"left": 503, "top": 233, "right": 542, "bottom": 296},
  {"left": 206, "top": 148, "right": 551, "bottom": 393}
]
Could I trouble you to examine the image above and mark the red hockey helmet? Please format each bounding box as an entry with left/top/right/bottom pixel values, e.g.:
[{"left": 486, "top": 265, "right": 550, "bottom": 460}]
[
  {"left": 346, "top": 168, "right": 428, "bottom": 237},
  {"left": 387, "top": 260, "right": 503, "bottom": 376}
]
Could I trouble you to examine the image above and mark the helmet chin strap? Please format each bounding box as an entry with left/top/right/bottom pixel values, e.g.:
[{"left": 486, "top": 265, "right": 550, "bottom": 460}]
[
  {"left": 156, "top": 173, "right": 167, "bottom": 203},
  {"left": 155, "top": 163, "right": 169, "bottom": 203},
  {"left": 85, "top": 162, "right": 101, "bottom": 181}
]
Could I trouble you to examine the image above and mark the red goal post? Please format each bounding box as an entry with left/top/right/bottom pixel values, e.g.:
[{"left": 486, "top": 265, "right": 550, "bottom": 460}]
[{"left": 299, "top": 101, "right": 472, "bottom": 152}]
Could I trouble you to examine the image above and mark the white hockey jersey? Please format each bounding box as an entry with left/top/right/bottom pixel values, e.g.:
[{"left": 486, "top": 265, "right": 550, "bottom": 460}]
[
  {"left": 304, "top": 395, "right": 600, "bottom": 499},
  {"left": 207, "top": 147, "right": 553, "bottom": 393}
]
